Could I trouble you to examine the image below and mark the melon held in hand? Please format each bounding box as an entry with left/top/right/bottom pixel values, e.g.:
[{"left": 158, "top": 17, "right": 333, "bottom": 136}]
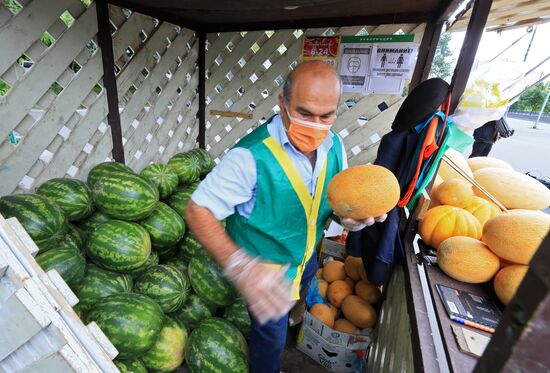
[{"left": 327, "top": 165, "right": 400, "bottom": 220}]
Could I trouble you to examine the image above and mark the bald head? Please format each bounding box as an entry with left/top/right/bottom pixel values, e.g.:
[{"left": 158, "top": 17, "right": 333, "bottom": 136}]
[{"left": 282, "top": 61, "right": 342, "bottom": 105}]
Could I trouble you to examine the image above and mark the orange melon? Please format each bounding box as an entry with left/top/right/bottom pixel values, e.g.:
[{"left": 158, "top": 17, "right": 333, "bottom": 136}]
[
  {"left": 341, "top": 295, "right": 377, "bottom": 329},
  {"left": 327, "top": 165, "right": 400, "bottom": 219},
  {"left": 355, "top": 280, "right": 382, "bottom": 304},
  {"left": 359, "top": 264, "right": 368, "bottom": 282},
  {"left": 437, "top": 237, "right": 500, "bottom": 283},
  {"left": 438, "top": 148, "right": 473, "bottom": 182},
  {"left": 344, "top": 277, "right": 355, "bottom": 289},
  {"left": 482, "top": 212, "right": 550, "bottom": 265},
  {"left": 433, "top": 178, "right": 474, "bottom": 207},
  {"left": 467, "top": 157, "right": 513, "bottom": 172},
  {"left": 494, "top": 265, "right": 528, "bottom": 305},
  {"left": 310, "top": 303, "right": 335, "bottom": 328},
  {"left": 318, "top": 279, "right": 329, "bottom": 298},
  {"left": 328, "top": 280, "right": 353, "bottom": 308},
  {"left": 473, "top": 168, "right": 550, "bottom": 210},
  {"left": 333, "top": 319, "right": 359, "bottom": 334},
  {"left": 419, "top": 205, "right": 482, "bottom": 249},
  {"left": 344, "top": 256, "right": 363, "bottom": 281},
  {"left": 327, "top": 303, "right": 341, "bottom": 319},
  {"left": 462, "top": 196, "right": 502, "bottom": 227},
  {"left": 322, "top": 261, "right": 346, "bottom": 282},
  {"left": 316, "top": 268, "right": 323, "bottom": 279}
]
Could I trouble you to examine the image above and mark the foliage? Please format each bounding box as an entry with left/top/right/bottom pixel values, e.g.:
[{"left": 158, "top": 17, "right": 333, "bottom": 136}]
[
  {"left": 510, "top": 83, "right": 549, "bottom": 113},
  {"left": 430, "top": 33, "right": 454, "bottom": 82}
]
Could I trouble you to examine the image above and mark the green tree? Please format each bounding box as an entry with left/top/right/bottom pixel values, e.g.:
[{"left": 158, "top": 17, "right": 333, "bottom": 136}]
[
  {"left": 430, "top": 33, "right": 454, "bottom": 82},
  {"left": 510, "top": 83, "right": 548, "bottom": 112}
]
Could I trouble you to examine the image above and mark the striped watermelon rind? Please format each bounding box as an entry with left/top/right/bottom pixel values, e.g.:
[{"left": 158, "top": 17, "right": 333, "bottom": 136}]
[
  {"left": 36, "top": 178, "right": 93, "bottom": 221},
  {"left": 156, "top": 245, "right": 178, "bottom": 261},
  {"left": 138, "top": 202, "right": 185, "bottom": 250},
  {"left": 173, "top": 293, "right": 215, "bottom": 330},
  {"left": 162, "top": 255, "right": 188, "bottom": 279},
  {"left": 140, "top": 163, "right": 179, "bottom": 199},
  {"left": 166, "top": 187, "right": 194, "bottom": 220},
  {"left": 36, "top": 248, "right": 86, "bottom": 287},
  {"left": 185, "top": 317, "right": 248, "bottom": 373},
  {"left": 223, "top": 298, "right": 251, "bottom": 336},
  {"left": 189, "top": 148, "right": 215, "bottom": 177},
  {"left": 87, "top": 220, "right": 151, "bottom": 272},
  {"left": 76, "top": 211, "right": 111, "bottom": 236},
  {"left": 126, "top": 250, "right": 159, "bottom": 277},
  {"left": 178, "top": 232, "right": 203, "bottom": 261},
  {"left": 92, "top": 171, "right": 159, "bottom": 221},
  {"left": 0, "top": 194, "right": 68, "bottom": 253},
  {"left": 142, "top": 316, "right": 189, "bottom": 372},
  {"left": 87, "top": 293, "right": 164, "bottom": 359},
  {"left": 167, "top": 153, "right": 201, "bottom": 186},
  {"left": 188, "top": 253, "right": 237, "bottom": 307},
  {"left": 74, "top": 265, "right": 133, "bottom": 313},
  {"left": 134, "top": 264, "right": 190, "bottom": 313},
  {"left": 113, "top": 358, "right": 148, "bottom": 373},
  {"left": 87, "top": 162, "right": 134, "bottom": 188}
]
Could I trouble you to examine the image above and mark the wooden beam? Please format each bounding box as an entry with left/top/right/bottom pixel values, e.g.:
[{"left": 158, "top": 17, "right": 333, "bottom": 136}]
[
  {"left": 209, "top": 110, "right": 253, "bottom": 120},
  {"left": 409, "top": 20, "right": 443, "bottom": 91},
  {"left": 197, "top": 31, "right": 206, "bottom": 149},
  {"left": 97, "top": 0, "right": 125, "bottom": 163},
  {"left": 449, "top": 0, "right": 493, "bottom": 113}
]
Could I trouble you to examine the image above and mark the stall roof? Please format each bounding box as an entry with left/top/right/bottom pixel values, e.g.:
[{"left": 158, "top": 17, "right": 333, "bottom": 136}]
[
  {"left": 448, "top": 0, "right": 550, "bottom": 32},
  {"left": 109, "top": 0, "right": 464, "bottom": 32}
]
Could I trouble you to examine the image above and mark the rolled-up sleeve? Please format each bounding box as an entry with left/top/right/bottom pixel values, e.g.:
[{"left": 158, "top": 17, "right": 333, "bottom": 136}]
[{"left": 191, "top": 148, "right": 257, "bottom": 221}]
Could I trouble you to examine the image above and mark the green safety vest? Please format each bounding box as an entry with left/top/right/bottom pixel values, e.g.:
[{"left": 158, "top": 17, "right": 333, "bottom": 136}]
[{"left": 225, "top": 119, "right": 343, "bottom": 299}]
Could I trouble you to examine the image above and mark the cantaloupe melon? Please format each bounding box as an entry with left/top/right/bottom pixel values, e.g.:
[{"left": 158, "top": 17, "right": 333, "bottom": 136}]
[
  {"left": 437, "top": 236, "right": 500, "bottom": 283},
  {"left": 429, "top": 175, "right": 444, "bottom": 208},
  {"left": 316, "top": 268, "right": 323, "bottom": 279},
  {"left": 327, "top": 165, "right": 400, "bottom": 219},
  {"left": 322, "top": 261, "right": 346, "bottom": 282},
  {"left": 344, "top": 277, "right": 355, "bottom": 289},
  {"left": 433, "top": 178, "right": 474, "bottom": 207},
  {"left": 482, "top": 212, "right": 550, "bottom": 265},
  {"left": 341, "top": 295, "right": 377, "bottom": 329},
  {"left": 438, "top": 148, "right": 473, "bottom": 182},
  {"left": 328, "top": 280, "right": 353, "bottom": 308},
  {"left": 467, "top": 157, "right": 513, "bottom": 172},
  {"left": 310, "top": 303, "right": 335, "bottom": 328},
  {"left": 473, "top": 168, "right": 550, "bottom": 210},
  {"left": 344, "top": 256, "right": 363, "bottom": 281},
  {"left": 462, "top": 196, "right": 502, "bottom": 227},
  {"left": 419, "top": 205, "right": 482, "bottom": 249},
  {"left": 333, "top": 319, "right": 359, "bottom": 334},
  {"left": 318, "top": 279, "right": 329, "bottom": 298},
  {"left": 494, "top": 265, "right": 528, "bottom": 305},
  {"left": 355, "top": 280, "right": 382, "bottom": 304},
  {"left": 327, "top": 303, "right": 341, "bottom": 319}
]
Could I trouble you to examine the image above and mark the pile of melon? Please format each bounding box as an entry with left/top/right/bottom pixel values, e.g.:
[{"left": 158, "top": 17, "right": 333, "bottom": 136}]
[
  {"left": 420, "top": 150, "right": 550, "bottom": 305},
  {"left": 309, "top": 256, "right": 381, "bottom": 333}
]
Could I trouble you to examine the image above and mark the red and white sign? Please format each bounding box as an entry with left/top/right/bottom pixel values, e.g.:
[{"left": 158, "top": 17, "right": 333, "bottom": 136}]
[{"left": 301, "top": 36, "right": 340, "bottom": 67}]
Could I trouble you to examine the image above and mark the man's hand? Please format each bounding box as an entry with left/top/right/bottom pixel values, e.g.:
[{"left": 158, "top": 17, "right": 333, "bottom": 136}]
[
  {"left": 224, "top": 250, "right": 295, "bottom": 325},
  {"left": 340, "top": 213, "right": 388, "bottom": 231}
]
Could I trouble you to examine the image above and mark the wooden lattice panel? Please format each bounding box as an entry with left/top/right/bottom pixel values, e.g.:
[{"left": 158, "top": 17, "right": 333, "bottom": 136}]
[
  {"left": 0, "top": 1, "right": 198, "bottom": 196},
  {"left": 205, "top": 23, "right": 425, "bottom": 165}
]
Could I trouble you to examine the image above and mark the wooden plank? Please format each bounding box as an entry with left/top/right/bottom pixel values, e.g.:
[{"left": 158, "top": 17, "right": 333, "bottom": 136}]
[
  {"left": 209, "top": 110, "right": 253, "bottom": 119},
  {"left": 0, "top": 0, "right": 72, "bottom": 76},
  {"left": 0, "top": 3, "right": 99, "bottom": 143},
  {"left": 75, "top": 127, "right": 113, "bottom": 180},
  {"left": 198, "top": 31, "right": 206, "bottom": 149},
  {"left": 161, "top": 99, "right": 199, "bottom": 163},
  {"left": 206, "top": 32, "right": 235, "bottom": 66},
  {"left": 17, "top": 344, "right": 87, "bottom": 372},
  {"left": 6, "top": 218, "right": 39, "bottom": 257},
  {"left": 410, "top": 21, "right": 443, "bottom": 90}
]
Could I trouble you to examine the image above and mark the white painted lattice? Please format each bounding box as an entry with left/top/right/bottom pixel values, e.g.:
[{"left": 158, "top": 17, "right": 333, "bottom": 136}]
[
  {"left": 205, "top": 24, "right": 425, "bottom": 164},
  {"left": 0, "top": 1, "right": 198, "bottom": 196}
]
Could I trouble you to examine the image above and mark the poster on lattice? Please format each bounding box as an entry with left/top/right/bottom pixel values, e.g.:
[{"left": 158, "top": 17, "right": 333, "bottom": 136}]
[
  {"left": 338, "top": 38, "right": 372, "bottom": 92},
  {"left": 370, "top": 42, "right": 418, "bottom": 79},
  {"left": 301, "top": 36, "right": 340, "bottom": 68}
]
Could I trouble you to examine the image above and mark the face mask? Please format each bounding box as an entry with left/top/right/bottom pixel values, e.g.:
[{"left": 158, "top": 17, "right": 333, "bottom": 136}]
[{"left": 285, "top": 108, "right": 334, "bottom": 153}]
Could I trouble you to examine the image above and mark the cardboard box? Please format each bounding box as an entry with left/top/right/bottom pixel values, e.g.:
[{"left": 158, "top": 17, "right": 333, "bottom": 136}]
[
  {"left": 296, "top": 311, "right": 372, "bottom": 372},
  {"left": 319, "top": 238, "right": 346, "bottom": 264}
]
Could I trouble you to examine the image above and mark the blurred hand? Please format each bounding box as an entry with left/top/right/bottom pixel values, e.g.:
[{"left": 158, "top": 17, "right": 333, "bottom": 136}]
[{"left": 339, "top": 213, "right": 388, "bottom": 231}]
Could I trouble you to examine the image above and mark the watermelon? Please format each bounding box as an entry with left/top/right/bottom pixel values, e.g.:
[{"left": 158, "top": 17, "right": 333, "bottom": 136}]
[
  {"left": 167, "top": 153, "right": 201, "bottom": 185},
  {"left": 87, "top": 293, "right": 164, "bottom": 359},
  {"left": 162, "top": 255, "right": 188, "bottom": 278},
  {"left": 142, "top": 316, "right": 189, "bottom": 372},
  {"left": 140, "top": 163, "right": 179, "bottom": 199},
  {"left": 87, "top": 220, "right": 151, "bottom": 272},
  {"left": 73, "top": 304, "right": 85, "bottom": 320},
  {"left": 36, "top": 178, "right": 93, "bottom": 221},
  {"left": 36, "top": 248, "right": 86, "bottom": 287},
  {"left": 114, "top": 359, "right": 148, "bottom": 373},
  {"left": 185, "top": 317, "right": 248, "bottom": 373},
  {"left": 74, "top": 265, "right": 133, "bottom": 313},
  {"left": 134, "top": 265, "right": 190, "bottom": 313},
  {"left": 178, "top": 232, "right": 204, "bottom": 260},
  {"left": 166, "top": 187, "right": 194, "bottom": 219},
  {"left": 138, "top": 202, "right": 185, "bottom": 250},
  {"left": 157, "top": 245, "right": 178, "bottom": 260},
  {"left": 58, "top": 224, "right": 85, "bottom": 253},
  {"left": 189, "top": 148, "right": 215, "bottom": 176},
  {"left": 188, "top": 253, "right": 237, "bottom": 307},
  {"left": 127, "top": 250, "right": 159, "bottom": 277},
  {"left": 91, "top": 171, "right": 159, "bottom": 221},
  {"left": 173, "top": 293, "right": 215, "bottom": 330},
  {"left": 223, "top": 298, "right": 251, "bottom": 336},
  {"left": 76, "top": 211, "right": 111, "bottom": 236},
  {"left": 87, "top": 162, "right": 134, "bottom": 188},
  {"left": 0, "top": 194, "right": 68, "bottom": 253}
]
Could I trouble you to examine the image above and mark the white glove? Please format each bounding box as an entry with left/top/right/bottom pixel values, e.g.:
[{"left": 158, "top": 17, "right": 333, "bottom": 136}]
[
  {"left": 339, "top": 214, "right": 388, "bottom": 231},
  {"left": 224, "top": 249, "right": 295, "bottom": 325}
]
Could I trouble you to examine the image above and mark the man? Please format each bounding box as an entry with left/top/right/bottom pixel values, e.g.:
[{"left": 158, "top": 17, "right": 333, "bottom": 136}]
[{"left": 186, "top": 61, "right": 384, "bottom": 372}]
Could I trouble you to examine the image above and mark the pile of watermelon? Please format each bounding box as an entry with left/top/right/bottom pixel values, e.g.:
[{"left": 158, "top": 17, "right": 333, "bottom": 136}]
[{"left": 0, "top": 148, "right": 250, "bottom": 373}]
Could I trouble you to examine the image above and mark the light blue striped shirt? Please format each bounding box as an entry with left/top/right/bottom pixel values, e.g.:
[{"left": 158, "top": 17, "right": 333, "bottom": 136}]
[{"left": 191, "top": 114, "right": 348, "bottom": 220}]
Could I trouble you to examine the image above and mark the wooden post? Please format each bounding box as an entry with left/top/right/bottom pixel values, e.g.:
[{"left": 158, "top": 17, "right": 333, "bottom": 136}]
[
  {"left": 197, "top": 31, "right": 206, "bottom": 149},
  {"left": 409, "top": 20, "right": 443, "bottom": 91},
  {"left": 96, "top": 0, "right": 125, "bottom": 163},
  {"left": 449, "top": 0, "right": 493, "bottom": 113}
]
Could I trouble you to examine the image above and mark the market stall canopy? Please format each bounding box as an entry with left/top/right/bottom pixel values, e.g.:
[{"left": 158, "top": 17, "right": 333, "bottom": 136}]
[
  {"left": 109, "top": 0, "right": 464, "bottom": 32},
  {"left": 447, "top": 0, "right": 550, "bottom": 32}
]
